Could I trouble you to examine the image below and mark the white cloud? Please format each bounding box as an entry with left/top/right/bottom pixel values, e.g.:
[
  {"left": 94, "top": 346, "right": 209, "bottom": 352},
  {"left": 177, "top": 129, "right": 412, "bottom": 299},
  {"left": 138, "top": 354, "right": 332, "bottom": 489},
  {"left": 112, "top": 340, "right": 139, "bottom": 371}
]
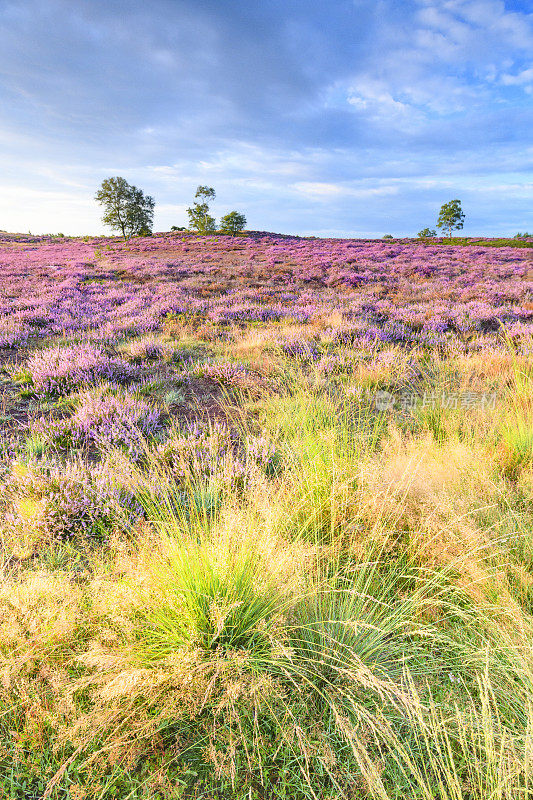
[
  {"left": 291, "top": 181, "right": 398, "bottom": 199},
  {"left": 347, "top": 81, "right": 412, "bottom": 116},
  {"left": 500, "top": 66, "right": 533, "bottom": 85},
  {"left": 1, "top": 0, "right": 532, "bottom": 236},
  {"left": 292, "top": 182, "right": 348, "bottom": 197}
]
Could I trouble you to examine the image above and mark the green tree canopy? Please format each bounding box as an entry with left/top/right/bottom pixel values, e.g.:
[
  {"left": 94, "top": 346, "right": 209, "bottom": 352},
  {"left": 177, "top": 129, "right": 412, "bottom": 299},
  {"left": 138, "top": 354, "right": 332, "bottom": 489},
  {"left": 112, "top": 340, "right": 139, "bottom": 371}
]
[
  {"left": 436, "top": 200, "right": 465, "bottom": 238},
  {"left": 195, "top": 186, "right": 216, "bottom": 203},
  {"left": 95, "top": 177, "right": 155, "bottom": 240},
  {"left": 219, "top": 211, "right": 247, "bottom": 235},
  {"left": 417, "top": 228, "right": 437, "bottom": 239},
  {"left": 187, "top": 186, "right": 217, "bottom": 234}
]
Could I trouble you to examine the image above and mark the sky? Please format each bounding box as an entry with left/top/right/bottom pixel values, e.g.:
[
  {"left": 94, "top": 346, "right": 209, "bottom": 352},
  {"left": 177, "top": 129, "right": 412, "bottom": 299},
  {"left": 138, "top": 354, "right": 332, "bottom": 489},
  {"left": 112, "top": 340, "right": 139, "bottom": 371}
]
[{"left": 0, "top": 0, "right": 532, "bottom": 238}]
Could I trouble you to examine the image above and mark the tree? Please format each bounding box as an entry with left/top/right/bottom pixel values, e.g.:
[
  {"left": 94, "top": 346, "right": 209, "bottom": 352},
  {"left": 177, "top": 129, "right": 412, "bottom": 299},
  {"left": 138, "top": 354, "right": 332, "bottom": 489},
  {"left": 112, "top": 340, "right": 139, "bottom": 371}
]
[
  {"left": 219, "top": 211, "right": 247, "bottom": 235},
  {"left": 128, "top": 185, "right": 155, "bottom": 237},
  {"left": 436, "top": 199, "right": 465, "bottom": 238},
  {"left": 187, "top": 186, "right": 217, "bottom": 234},
  {"left": 95, "top": 177, "right": 155, "bottom": 240},
  {"left": 417, "top": 228, "right": 437, "bottom": 239},
  {"left": 382, "top": 234, "right": 394, "bottom": 240}
]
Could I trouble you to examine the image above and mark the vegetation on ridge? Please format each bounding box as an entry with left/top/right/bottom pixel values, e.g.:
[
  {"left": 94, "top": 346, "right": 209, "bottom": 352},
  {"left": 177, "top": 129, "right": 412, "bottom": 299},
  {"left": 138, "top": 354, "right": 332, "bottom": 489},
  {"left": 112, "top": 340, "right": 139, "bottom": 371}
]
[{"left": 0, "top": 231, "right": 532, "bottom": 798}]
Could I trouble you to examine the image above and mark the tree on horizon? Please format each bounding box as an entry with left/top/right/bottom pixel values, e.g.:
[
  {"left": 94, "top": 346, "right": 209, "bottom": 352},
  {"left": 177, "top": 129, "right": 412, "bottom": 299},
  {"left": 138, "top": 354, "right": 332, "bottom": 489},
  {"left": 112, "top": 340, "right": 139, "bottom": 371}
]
[
  {"left": 95, "top": 177, "right": 155, "bottom": 239},
  {"left": 436, "top": 199, "right": 465, "bottom": 238},
  {"left": 187, "top": 186, "right": 217, "bottom": 234}
]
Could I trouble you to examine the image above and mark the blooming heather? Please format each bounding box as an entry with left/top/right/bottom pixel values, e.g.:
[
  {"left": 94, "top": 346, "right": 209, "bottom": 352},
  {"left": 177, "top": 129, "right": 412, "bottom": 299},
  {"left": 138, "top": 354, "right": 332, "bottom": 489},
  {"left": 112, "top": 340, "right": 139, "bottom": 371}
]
[
  {"left": 155, "top": 421, "right": 235, "bottom": 482},
  {"left": 154, "top": 423, "right": 279, "bottom": 486},
  {"left": 0, "top": 232, "right": 531, "bottom": 356},
  {"left": 5, "top": 460, "right": 142, "bottom": 542},
  {"left": 124, "top": 336, "right": 172, "bottom": 362},
  {"left": 35, "top": 388, "right": 162, "bottom": 457},
  {"left": 190, "top": 360, "right": 256, "bottom": 387},
  {"left": 281, "top": 338, "right": 321, "bottom": 362},
  {"left": 0, "top": 321, "right": 32, "bottom": 349},
  {"left": 27, "top": 343, "right": 138, "bottom": 395}
]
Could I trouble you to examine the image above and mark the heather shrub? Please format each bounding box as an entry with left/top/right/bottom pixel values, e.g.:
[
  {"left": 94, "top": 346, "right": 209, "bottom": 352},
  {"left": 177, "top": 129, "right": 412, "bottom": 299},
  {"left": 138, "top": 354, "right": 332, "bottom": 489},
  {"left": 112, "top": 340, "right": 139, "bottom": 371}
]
[
  {"left": 244, "top": 433, "right": 282, "bottom": 477},
  {"left": 332, "top": 325, "right": 369, "bottom": 346},
  {"left": 281, "top": 337, "right": 321, "bottom": 362},
  {"left": 123, "top": 336, "right": 173, "bottom": 362},
  {"left": 153, "top": 423, "right": 281, "bottom": 488},
  {"left": 190, "top": 359, "right": 256, "bottom": 388},
  {"left": 154, "top": 421, "right": 234, "bottom": 483},
  {"left": 34, "top": 387, "right": 162, "bottom": 457},
  {"left": 315, "top": 353, "right": 354, "bottom": 375},
  {"left": 27, "top": 343, "right": 138, "bottom": 395},
  {"left": 3, "top": 460, "right": 141, "bottom": 553},
  {"left": 0, "top": 321, "right": 32, "bottom": 349}
]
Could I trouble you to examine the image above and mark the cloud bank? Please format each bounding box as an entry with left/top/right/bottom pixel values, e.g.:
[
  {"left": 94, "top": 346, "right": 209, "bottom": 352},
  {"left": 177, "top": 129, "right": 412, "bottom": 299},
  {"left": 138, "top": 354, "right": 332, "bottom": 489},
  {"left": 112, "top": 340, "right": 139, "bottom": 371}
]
[{"left": 0, "top": 0, "right": 532, "bottom": 235}]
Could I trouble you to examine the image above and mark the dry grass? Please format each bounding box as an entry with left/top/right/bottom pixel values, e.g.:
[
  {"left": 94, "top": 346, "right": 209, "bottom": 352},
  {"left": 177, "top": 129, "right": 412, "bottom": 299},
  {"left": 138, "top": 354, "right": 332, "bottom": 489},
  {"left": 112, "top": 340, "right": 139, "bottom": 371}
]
[{"left": 1, "top": 323, "right": 533, "bottom": 797}]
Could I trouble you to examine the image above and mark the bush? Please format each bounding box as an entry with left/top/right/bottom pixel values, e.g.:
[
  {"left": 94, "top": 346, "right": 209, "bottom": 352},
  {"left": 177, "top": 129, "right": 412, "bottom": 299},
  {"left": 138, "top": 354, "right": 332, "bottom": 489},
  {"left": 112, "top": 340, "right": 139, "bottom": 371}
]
[
  {"left": 0, "top": 321, "right": 32, "bottom": 349},
  {"left": 123, "top": 336, "right": 172, "bottom": 362},
  {"left": 27, "top": 343, "right": 138, "bottom": 395},
  {"left": 153, "top": 422, "right": 280, "bottom": 487},
  {"left": 35, "top": 387, "right": 162, "bottom": 456},
  {"left": 154, "top": 421, "right": 234, "bottom": 482},
  {"left": 219, "top": 211, "right": 247, "bottom": 236},
  {"left": 4, "top": 460, "right": 142, "bottom": 550},
  {"left": 190, "top": 359, "right": 256, "bottom": 388}
]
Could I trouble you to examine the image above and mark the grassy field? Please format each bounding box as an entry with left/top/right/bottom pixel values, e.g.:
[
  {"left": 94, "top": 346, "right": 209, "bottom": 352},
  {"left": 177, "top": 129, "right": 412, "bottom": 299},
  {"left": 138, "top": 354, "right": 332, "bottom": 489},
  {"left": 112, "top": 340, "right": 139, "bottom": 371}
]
[{"left": 1, "top": 232, "right": 533, "bottom": 798}]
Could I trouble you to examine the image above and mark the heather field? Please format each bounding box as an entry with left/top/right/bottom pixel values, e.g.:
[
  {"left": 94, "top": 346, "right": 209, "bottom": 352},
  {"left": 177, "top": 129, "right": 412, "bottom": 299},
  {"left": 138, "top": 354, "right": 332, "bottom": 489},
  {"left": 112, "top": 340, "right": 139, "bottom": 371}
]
[{"left": 2, "top": 230, "right": 533, "bottom": 799}]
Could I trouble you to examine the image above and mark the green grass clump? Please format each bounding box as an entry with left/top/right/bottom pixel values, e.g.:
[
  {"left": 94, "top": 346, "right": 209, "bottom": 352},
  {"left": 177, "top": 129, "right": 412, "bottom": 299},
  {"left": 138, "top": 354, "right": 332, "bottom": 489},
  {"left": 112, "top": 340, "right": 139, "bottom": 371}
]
[
  {"left": 3, "top": 331, "right": 533, "bottom": 798},
  {"left": 136, "top": 533, "right": 286, "bottom": 667}
]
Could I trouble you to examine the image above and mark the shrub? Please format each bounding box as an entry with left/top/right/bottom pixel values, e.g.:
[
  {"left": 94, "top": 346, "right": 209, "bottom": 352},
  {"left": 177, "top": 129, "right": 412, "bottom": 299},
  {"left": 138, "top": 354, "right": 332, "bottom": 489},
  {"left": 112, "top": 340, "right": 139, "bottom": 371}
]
[
  {"left": 35, "top": 388, "right": 162, "bottom": 457},
  {"left": 190, "top": 359, "right": 256, "bottom": 388},
  {"left": 154, "top": 421, "right": 235, "bottom": 483},
  {"left": 27, "top": 343, "right": 138, "bottom": 395},
  {"left": 4, "top": 460, "right": 142, "bottom": 550},
  {"left": 281, "top": 338, "right": 321, "bottom": 362},
  {"left": 153, "top": 423, "right": 281, "bottom": 487},
  {"left": 0, "top": 321, "right": 32, "bottom": 349},
  {"left": 315, "top": 354, "right": 353, "bottom": 375},
  {"left": 244, "top": 434, "right": 282, "bottom": 477},
  {"left": 123, "top": 336, "right": 173, "bottom": 362}
]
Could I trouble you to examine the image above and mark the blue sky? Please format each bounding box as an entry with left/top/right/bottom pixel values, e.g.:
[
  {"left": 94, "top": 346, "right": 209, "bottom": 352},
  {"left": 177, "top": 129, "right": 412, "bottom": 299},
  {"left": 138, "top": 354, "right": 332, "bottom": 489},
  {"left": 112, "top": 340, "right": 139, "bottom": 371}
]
[{"left": 1, "top": 0, "right": 532, "bottom": 237}]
